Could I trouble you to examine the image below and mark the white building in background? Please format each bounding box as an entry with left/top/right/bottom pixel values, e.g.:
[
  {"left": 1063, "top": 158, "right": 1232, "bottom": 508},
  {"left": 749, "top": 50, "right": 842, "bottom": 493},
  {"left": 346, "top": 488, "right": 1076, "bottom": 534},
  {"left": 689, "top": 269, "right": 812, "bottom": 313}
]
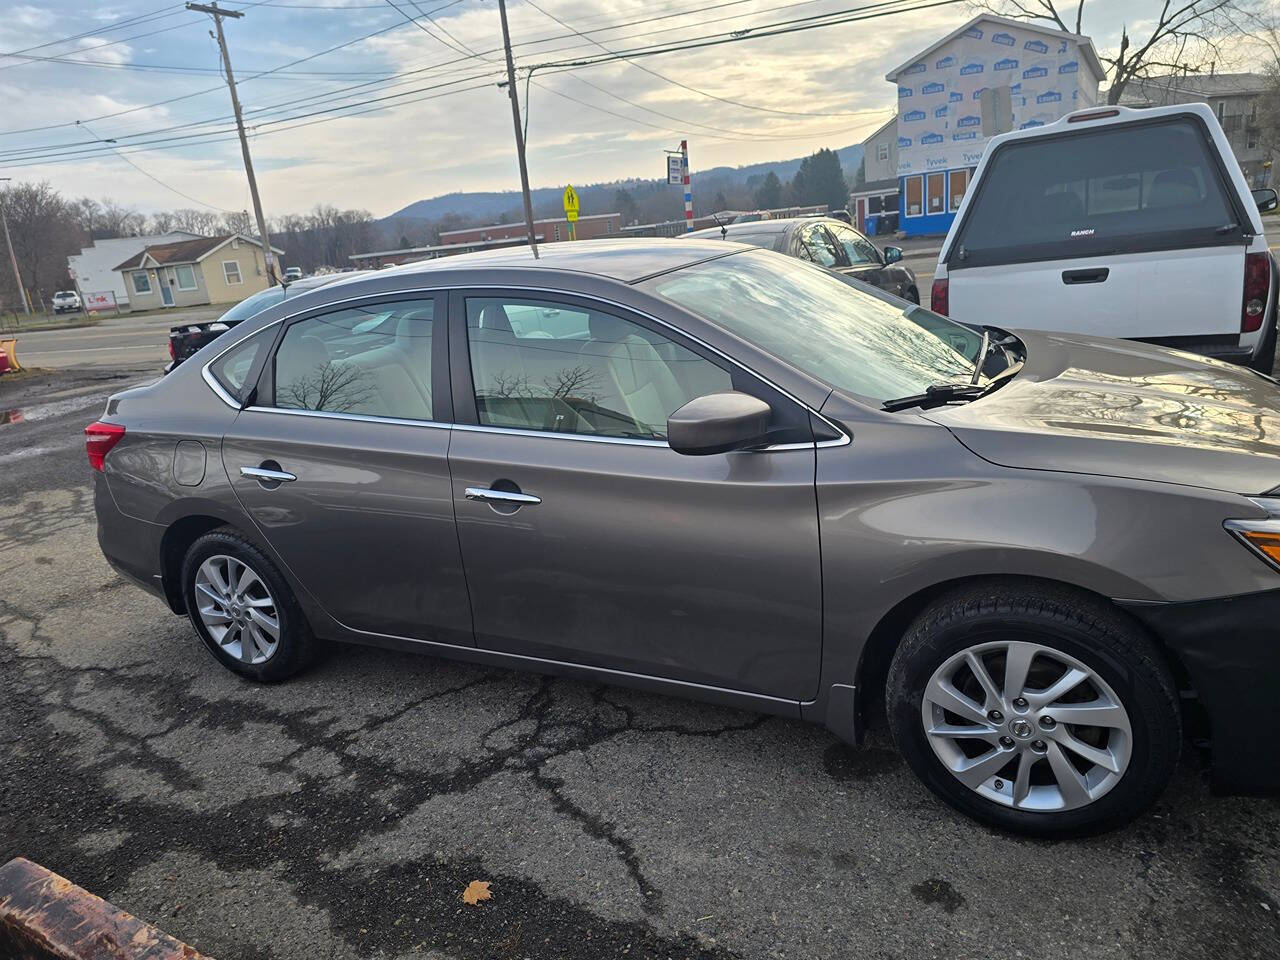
[
  {"left": 68, "top": 232, "right": 201, "bottom": 308},
  {"left": 884, "top": 14, "right": 1105, "bottom": 236}
]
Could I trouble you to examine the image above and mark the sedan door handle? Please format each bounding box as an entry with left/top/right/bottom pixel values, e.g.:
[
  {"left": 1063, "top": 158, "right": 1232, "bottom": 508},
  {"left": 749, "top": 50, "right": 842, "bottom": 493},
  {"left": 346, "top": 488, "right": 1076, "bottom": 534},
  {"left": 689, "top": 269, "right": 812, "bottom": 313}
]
[
  {"left": 465, "top": 486, "right": 541, "bottom": 505},
  {"left": 241, "top": 465, "right": 297, "bottom": 483}
]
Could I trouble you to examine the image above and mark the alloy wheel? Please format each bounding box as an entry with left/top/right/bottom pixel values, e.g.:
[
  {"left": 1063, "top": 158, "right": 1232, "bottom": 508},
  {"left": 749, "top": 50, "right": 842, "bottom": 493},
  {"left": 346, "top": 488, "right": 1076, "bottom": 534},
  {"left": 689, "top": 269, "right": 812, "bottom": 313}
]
[
  {"left": 920, "top": 639, "right": 1132, "bottom": 812},
  {"left": 194, "top": 554, "right": 281, "bottom": 665}
]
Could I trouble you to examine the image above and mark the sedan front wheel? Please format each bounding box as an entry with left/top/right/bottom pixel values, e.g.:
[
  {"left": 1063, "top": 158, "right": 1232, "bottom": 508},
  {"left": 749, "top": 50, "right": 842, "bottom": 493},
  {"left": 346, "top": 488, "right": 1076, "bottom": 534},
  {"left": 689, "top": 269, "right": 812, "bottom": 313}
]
[{"left": 887, "top": 582, "right": 1181, "bottom": 837}]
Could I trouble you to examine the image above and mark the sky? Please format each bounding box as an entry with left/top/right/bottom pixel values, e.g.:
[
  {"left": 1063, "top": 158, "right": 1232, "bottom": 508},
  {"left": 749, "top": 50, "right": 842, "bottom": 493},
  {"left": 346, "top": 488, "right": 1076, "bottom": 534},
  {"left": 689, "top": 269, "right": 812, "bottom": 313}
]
[{"left": 0, "top": 0, "right": 1269, "bottom": 218}]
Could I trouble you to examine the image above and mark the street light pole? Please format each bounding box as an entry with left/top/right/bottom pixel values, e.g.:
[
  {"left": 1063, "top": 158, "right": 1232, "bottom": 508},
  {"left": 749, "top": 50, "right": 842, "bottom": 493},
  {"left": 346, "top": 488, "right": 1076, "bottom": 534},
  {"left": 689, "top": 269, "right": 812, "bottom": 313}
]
[
  {"left": 0, "top": 178, "right": 29, "bottom": 316},
  {"left": 497, "top": 0, "right": 538, "bottom": 258},
  {"left": 186, "top": 2, "right": 279, "bottom": 284}
]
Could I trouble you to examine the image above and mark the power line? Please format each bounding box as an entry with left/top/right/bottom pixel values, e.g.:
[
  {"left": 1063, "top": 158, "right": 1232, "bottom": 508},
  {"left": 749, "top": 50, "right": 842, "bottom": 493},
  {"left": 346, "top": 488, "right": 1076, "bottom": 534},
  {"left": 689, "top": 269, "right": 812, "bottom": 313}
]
[
  {"left": 521, "top": 0, "right": 873, "bottom": 118},
  {"left": 74, "top": 120, "right": 235, "bottom": 211},
  {"left": 0, "top": 0, "right": 833, "bottom": 137}
]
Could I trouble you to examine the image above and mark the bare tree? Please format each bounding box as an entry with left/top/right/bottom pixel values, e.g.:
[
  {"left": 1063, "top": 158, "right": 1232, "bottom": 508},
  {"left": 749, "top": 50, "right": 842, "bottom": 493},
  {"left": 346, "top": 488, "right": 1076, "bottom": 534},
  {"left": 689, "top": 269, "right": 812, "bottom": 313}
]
[
  {"left": 148, "top": 211, "right": 176, "bottom": 234},
  {"left": 96, "top": 198, "right": 145, "bottom": 237},
  {"left": 169, "top": 208, "right": 222, "bottom": 236},
  {"left": 280, "top": 360, "right": 374, "bottom": 413},
  {"left": 0, "top": 181, "right": 81, "bottom": 308},
  {"left": 973, "top": 1, "right": 1263, "bottom": 104}
]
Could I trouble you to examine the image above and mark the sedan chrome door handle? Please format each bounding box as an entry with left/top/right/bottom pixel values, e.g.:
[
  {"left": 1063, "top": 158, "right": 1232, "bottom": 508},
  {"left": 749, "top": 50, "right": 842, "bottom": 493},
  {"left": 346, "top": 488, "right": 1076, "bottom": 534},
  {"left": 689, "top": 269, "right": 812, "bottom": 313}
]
[
  {"left": 241, "top": 465, "right": 297, "bottom": 483},
  {"left": 465, "top": 486, "right": 541, "bottom": 505}
]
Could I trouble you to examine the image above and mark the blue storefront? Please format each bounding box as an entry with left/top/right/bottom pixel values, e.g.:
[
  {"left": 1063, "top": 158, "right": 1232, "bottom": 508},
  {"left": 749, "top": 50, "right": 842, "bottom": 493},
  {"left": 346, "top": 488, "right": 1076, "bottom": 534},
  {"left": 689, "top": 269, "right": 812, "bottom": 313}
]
[{"left": 884, "top": 15, "right": 1104, "bottom": 236}]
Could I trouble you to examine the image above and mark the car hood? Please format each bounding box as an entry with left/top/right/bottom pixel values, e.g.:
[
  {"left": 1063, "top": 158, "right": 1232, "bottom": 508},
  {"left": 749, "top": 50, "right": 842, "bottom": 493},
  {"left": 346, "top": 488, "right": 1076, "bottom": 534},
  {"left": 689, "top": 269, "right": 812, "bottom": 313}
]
[{"left": 923, "top": 329, "right": 1280, "bottom": 494}]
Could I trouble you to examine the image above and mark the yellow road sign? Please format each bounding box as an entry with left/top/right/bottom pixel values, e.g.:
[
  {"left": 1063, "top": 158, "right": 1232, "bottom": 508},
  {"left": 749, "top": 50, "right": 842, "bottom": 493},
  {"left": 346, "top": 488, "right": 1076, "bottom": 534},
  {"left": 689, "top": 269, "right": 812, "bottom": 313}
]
[{"left": 563, "top": 184, "right": 579, "bottom": 222}]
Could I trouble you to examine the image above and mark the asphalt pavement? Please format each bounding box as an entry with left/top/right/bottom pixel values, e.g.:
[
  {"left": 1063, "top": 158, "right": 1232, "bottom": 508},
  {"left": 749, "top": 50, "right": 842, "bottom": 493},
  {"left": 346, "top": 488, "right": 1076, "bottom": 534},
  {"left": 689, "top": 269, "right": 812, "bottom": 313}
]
[
  {"left": 9, "top": 304, "right": 225, "bottom": 369},
  {"left": 0, "top": 363, "right": 1277, "bottom": 960}
]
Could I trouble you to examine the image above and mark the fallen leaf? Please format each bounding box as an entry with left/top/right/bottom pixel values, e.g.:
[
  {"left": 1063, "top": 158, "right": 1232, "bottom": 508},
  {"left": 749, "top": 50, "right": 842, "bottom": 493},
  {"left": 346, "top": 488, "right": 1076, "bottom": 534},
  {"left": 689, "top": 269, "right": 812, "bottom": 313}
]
[{"left": 462, "top": 880, "right": 492, "bottom": 906}]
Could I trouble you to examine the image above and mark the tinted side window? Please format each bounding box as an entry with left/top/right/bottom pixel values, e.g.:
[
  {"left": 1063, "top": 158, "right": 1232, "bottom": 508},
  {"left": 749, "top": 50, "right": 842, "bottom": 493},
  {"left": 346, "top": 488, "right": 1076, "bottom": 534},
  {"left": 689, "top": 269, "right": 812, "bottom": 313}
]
[
  {"left": 954, "top": 118, "right": 1238, "bottom": 267},
  {"left": 827, "top": 222, "right": 880, "bottom": 266},
  {"left": 208, "top": 331, "right": 267, "bottom": 403},
  {"left": 466, "top": 297, "right": 732, "bottom": 440},
  {"left": 795, "top": 224, "right": 847, "bottom": 268},
  {"left": 270, "top": 300, "right": 435, "bottom": 420}
]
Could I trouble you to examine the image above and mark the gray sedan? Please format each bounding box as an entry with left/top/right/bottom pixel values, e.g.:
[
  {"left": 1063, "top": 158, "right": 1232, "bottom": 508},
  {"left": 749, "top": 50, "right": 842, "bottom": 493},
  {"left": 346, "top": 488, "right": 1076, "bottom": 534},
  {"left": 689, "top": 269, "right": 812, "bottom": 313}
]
[
  {"left": 685, "top": 216, "right": 919, "bottom": 302},
  {"left": 88, "top": 239, "right": 1280, "bottom": 836}
]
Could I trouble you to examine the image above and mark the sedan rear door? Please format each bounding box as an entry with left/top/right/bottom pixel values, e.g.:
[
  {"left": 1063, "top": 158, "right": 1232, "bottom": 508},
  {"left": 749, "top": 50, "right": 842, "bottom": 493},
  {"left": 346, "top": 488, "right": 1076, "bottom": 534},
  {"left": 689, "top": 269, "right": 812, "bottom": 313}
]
[{"left": 220, "top": 295, "right": 473, "bottom": 645}]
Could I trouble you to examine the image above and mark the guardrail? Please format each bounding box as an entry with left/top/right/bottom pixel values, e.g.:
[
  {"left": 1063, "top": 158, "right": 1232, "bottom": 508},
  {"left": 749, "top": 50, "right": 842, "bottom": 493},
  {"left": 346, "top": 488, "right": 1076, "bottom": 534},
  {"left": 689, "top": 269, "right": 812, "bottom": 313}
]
[{"left": 0, "top": 857, "right": 213, "bottom": 959}]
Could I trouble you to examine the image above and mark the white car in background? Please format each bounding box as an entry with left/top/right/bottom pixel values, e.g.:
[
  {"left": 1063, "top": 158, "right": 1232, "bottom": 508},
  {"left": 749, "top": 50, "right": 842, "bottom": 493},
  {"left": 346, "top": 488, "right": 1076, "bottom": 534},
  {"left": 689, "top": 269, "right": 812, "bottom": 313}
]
[
  {"left": 931, "top": 102, "right": 1279, "bottom": 373},
  {"left": 51, "top": 290, "right": 82, "bottom": 314}
]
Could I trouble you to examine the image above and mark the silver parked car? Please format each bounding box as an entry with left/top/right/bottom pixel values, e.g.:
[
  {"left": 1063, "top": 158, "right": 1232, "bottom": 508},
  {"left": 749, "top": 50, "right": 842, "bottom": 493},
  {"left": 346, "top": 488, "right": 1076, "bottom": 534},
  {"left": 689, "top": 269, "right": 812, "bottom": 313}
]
[{"left": 88, "top": 239, "right": 1280, "bottom": 835}]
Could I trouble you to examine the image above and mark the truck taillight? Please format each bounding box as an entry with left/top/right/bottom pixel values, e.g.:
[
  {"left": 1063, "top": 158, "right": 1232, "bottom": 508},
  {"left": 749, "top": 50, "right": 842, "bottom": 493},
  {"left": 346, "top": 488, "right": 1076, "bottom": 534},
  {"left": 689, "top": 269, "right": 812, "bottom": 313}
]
[
  {"left": 84, "top": 421, "right": 125, "bottom": 471},
  {"left": 1243, "top": 252, "right": 1271, "bottom": 333},
  {"left": 930, "top": 277, "right": 949, "bottom": 316},
  {"left": 168, "top": 336, "right": 177, "bottom": 361}
]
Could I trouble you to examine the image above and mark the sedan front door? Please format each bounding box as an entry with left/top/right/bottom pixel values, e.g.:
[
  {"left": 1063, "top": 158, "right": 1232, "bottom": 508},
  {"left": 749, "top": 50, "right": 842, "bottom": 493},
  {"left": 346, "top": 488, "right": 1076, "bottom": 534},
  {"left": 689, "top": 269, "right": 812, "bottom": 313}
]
[{"left": 446, "top": 291, "right": 823, "bottom": 701}]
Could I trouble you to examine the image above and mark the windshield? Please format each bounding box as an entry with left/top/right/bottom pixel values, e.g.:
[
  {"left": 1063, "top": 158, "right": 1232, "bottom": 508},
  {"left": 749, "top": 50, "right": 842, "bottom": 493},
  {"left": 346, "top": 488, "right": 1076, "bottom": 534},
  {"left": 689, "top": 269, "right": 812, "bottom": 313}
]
[
  {"left": 217, "top": 285, "right": 287, "bottom": 325},
  {"left": 645, "top": 249, "right": 988, "bottom": 404}
]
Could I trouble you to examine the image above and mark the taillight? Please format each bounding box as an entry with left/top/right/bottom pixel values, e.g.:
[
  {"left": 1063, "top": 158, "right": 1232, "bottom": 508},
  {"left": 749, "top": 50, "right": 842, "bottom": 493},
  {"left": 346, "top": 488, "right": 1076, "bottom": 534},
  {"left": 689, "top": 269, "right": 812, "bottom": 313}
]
[
  {"left": 85, "top": 421, "right": 125, "bottom": 471},
  {"left": 930, "top": 277, "right": 949, "bottom": 316},
  {"left": 168, "top": 336, "right": 177, "bottom": 361},
  {"left": 1242, "top": 253, "right": 1271, "bottom": 333}
]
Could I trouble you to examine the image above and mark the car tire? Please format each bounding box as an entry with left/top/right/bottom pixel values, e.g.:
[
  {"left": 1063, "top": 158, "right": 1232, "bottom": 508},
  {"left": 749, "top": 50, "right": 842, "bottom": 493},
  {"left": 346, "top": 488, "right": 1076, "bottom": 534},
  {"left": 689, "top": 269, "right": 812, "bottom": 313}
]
[
  {"left": 181, "top": 527, "right": 319, "bottom": 682},
  {"left": 886, "top": 581, "right": 1180, "bottom": 837},
  {"left": 905, "top": 286, "right": 920, "bottom": 305}
]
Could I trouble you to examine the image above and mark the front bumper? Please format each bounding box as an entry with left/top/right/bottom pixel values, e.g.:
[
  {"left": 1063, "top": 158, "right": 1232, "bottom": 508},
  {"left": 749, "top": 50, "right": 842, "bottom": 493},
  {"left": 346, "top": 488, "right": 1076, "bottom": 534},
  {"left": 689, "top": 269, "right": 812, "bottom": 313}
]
[{"left": 1119, "top": 590, "right": 1280, "bottom": 795}]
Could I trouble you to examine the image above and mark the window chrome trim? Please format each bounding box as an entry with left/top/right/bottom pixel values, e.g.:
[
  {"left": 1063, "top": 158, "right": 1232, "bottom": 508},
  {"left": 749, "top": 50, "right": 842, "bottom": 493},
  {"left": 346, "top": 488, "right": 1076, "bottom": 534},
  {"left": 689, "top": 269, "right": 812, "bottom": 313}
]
[
  {"left": 199, "top": 283, "right": 852, "bottom": 448},
  {"left": 454, "top": 422, "right": 668, "bottom": 447},
  {"left": 201, "top": 318, "right": 282, "bottom": 410},
  {"left": 243, "top": 405, "right": 450, "bottom": 430}
]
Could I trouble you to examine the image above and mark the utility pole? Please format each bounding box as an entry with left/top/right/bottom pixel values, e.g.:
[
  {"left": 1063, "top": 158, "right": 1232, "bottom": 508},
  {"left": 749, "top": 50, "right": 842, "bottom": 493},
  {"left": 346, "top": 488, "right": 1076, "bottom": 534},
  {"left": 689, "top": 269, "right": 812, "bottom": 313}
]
[
  {"left": 497, "top": 0, "right": 538, "bottom": 258},
  {"left": 0, "top": 178, "right": 29, "bottom": 316},
  {"left": 186, "top": 2, "right": 279, "bottom": 284},
  {"left": 680, "top": 140, "right": 693, "bottom": 232}
]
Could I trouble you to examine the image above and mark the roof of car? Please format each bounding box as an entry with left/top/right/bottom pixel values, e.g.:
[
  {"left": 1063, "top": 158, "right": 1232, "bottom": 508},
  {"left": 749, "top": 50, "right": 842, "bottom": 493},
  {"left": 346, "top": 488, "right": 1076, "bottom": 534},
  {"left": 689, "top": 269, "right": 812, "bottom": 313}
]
[
  {"left": 686, "top": 217, "right": 825, "bottom": 240},
  {"left": 382, "top": 237, "right": 747, "bottom": 284}
]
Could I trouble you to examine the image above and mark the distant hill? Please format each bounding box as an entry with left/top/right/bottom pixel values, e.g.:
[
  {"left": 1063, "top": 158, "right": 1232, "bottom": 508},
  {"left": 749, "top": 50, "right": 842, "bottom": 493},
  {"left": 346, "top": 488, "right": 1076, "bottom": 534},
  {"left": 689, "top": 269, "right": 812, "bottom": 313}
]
[{"left": 383, "top": 143, "right": 866, "bottom": 227}]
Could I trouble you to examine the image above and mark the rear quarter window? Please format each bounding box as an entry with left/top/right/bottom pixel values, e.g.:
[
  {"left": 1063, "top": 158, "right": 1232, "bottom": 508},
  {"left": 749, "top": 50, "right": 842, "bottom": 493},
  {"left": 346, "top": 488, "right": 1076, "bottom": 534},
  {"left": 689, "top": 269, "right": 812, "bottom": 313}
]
[{"left": 952, "top": 117, "right": 1241, "bottom": 268}]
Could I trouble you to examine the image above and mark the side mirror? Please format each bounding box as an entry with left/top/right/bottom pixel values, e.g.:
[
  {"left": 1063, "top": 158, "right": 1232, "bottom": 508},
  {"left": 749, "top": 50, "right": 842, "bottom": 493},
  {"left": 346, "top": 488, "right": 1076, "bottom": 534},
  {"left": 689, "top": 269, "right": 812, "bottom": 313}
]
[
  {"left": 667, "top": 392, "right": 771, "bottom": 456},
  {"left": 883, "top": 245, "right": 903, "bottom": 264},
  {"left": 1253, "top": 188, "right": 1278, "bottom": 213}
]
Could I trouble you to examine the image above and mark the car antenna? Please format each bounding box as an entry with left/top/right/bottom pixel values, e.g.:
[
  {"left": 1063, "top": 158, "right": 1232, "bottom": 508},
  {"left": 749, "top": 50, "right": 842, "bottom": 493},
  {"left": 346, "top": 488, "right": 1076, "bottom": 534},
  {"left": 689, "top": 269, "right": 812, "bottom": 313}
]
[{"left": 711, "top": 212, "right": 727, "bottom": 239}]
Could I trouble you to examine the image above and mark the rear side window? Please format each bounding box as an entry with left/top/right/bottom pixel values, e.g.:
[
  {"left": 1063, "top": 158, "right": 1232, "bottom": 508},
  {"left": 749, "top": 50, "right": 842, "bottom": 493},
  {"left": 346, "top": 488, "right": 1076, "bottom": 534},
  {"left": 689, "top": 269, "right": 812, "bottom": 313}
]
[
  {"left": 952, "top": 117, "right": 1240, "bottom": 267},
  {"left": 208, "top": 331, "right": 267, "bottom": 404},
  {"left": 270, "top": 301, "right": 435, "bottom": 421}
]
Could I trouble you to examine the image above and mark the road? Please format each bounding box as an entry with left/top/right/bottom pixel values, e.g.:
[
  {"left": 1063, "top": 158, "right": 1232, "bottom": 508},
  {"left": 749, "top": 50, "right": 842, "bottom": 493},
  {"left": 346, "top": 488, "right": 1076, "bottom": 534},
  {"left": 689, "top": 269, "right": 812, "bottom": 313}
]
[
  {"left": 0, "top": 364, "right": 1277, "bottom": 960},
  {"left": 10, "top": 305, "right": 225, "bottom": 369}
]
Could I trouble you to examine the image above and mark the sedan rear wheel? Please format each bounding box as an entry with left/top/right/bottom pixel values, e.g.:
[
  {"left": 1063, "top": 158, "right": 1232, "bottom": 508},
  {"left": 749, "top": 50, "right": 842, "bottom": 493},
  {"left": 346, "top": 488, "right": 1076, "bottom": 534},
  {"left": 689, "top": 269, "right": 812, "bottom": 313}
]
[
  {"left": 887, "top": 582, "right": 1180, "bottom": 837},
  {"left": 182, "top": 527, "right": 318, "bottom": 681}
]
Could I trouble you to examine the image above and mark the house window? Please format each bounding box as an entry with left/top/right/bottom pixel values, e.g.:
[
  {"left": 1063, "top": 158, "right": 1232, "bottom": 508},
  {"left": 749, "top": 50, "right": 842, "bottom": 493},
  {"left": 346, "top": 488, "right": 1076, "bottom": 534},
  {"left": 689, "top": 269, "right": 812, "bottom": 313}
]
[
  {"left": 554, "top": 225, "right": 561, "bottom": 241},
  {"left": 175, "top": 264, "right": 197, "bottom": 290},
  {"left": 1251, "top": 99, "right": 1259, "bottom": 122},
  {"left": 926, "top": 172, "right": 946, "bottom": 214},
  {"left": 1217, "top": 100, "right": 1226, "bottom": 122},
  {"left": 905, "top": 175, "right": 923, "bottom": 216},
  {"left": 948, "top": 169, "right": 970, "bottom": 212},
  {"left": 606, "top": 219, "right": 612, "bottom": 234},
  {"left": 132, "top": 271, "right": 151, "bottom": 294},
  {"left": 877, "top": 143, "right": 889, "bottom": 162},
  {"left": 223, "top": 260, "right": 243, "bottom": 285}
]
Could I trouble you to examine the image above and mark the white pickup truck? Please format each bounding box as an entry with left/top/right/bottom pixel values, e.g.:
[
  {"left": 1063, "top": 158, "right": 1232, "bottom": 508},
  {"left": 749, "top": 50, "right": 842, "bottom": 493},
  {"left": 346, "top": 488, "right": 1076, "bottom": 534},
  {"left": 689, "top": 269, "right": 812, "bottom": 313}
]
[{"left": 931, "top": 103, "right": 1279, "bottom": 373}]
